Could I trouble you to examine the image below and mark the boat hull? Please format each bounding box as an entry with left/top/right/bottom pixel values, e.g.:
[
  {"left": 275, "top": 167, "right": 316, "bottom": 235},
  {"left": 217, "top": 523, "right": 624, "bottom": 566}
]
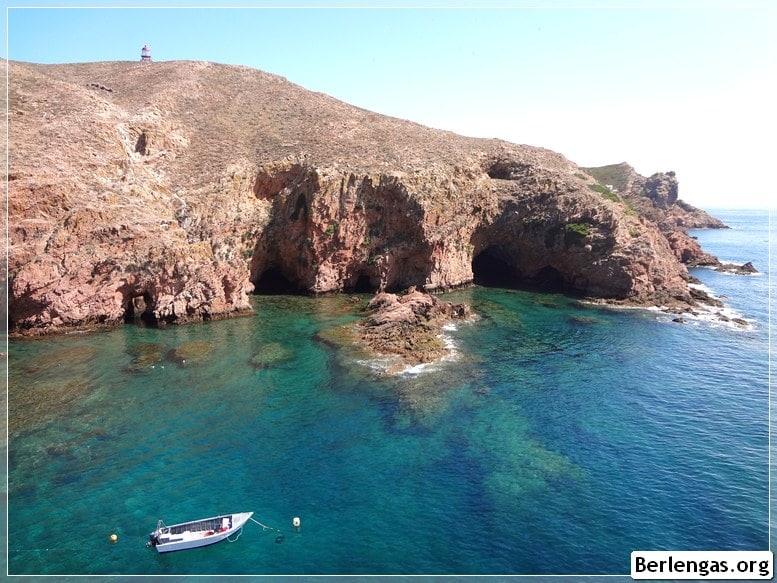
[{"left": 149, "top": 512, "right": 253, "bottom": 553}]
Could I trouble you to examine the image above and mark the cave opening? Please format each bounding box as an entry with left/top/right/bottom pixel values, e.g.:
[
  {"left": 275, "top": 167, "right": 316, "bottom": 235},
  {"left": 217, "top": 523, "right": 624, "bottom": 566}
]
[
  {"left": 472, "top": 246, "right": 521, "bottom": 288},
  {"left": 350, "top": 273, "right": 378, "bottom": 294},
  {"left": 486, "top": 159, "right": 526, "bottom": 180},
  {"left": 252, "top": 266, "right": 302, "bottom": 295},
  {"left": 135, "top": 132, "right": 149, "bottom": 155},
  {"left": 533, "top": 265, "right": 566, "bottom": 290},
  {"left": 124, "top": 292, "right": 158, "bottom": 326},
  {"left": 472, "top": 248, "right": 570, "bottom": 293}
]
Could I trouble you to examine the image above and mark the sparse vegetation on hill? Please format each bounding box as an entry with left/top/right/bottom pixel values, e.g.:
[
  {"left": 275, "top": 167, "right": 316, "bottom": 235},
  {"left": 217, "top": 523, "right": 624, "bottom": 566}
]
[
  {"left": 583, "top": 163, "right": 635, "bottom": 194},
  {"left": 588, "top": 182, "right": 619, "bottom": 202}
]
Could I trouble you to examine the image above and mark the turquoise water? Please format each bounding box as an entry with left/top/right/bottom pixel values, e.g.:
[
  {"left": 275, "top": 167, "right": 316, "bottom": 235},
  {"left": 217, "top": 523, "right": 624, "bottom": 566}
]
[{"left": 7, "top": 209, "right": 771, "bottom": 576}]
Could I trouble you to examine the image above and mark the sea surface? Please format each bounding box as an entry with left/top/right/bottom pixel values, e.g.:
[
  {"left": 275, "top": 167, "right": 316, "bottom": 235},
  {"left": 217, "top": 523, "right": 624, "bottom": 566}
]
[{"left": 6, "top": 209, "right": 772, "bottom": 577}]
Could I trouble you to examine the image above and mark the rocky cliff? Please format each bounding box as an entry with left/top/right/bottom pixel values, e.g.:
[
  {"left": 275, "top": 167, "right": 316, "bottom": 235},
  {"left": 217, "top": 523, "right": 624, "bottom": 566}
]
[
  {"left": 7, "top": 59, "right": 723, "bottom": 335},
  {"left": 582, "top": 162, "right": 725, "bottom": 230},
  {"left": 583, "top": 162, "right": 726, "bottom": 267}
]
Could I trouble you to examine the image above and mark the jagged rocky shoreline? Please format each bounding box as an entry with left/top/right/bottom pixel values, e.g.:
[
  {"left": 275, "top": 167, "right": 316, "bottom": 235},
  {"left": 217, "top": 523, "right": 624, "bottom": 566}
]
[{"left": 5, "top": 59, "right": 754, "bottom": 337}]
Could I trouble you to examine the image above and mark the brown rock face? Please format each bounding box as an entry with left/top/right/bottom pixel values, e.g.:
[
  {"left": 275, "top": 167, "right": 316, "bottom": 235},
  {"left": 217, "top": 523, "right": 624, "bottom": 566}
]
[
  {"left": 643, "top": 171, "right": 678, "bottom": 208},
  {"left": 663, "top": 231, "right": 718, "bottom": 266},
  {"left": 244, "top": 155, "right": 695, "bottom": 306},
  {"left": 7, "top": 60, "right": 714, "bottom": 335}
]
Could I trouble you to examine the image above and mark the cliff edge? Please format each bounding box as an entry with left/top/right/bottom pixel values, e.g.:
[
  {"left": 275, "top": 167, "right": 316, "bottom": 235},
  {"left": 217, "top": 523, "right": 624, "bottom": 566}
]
[
  {"left": 583, "top": 162, "right": 726, "bottom": 268},
  {"left": 7, "top": 59, "right": 723, "bottom": 335}
]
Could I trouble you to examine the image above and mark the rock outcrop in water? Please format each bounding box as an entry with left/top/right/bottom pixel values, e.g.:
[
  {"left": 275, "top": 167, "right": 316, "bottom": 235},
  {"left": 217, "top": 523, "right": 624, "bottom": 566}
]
[
  {"left": 356, "top": 288, "right": 470, "bottom": 367},
  {"left": 6, "top": 59, "right": 728, "bottom": 336}
]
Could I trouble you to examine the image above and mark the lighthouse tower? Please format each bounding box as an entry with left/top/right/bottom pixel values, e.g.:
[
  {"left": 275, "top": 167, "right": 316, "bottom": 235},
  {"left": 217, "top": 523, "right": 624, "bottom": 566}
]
[{"left": 140, "top": 45, "right": 152, "bottom": 62}]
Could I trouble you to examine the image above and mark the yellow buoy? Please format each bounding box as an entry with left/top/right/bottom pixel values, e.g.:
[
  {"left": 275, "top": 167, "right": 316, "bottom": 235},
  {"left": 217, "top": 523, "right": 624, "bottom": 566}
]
[
  {"left": 110, "top": 533, "right": 118, "bottom": 543},
  {"left": 292, "top": 517, "right": 301, "bottom": 531}
]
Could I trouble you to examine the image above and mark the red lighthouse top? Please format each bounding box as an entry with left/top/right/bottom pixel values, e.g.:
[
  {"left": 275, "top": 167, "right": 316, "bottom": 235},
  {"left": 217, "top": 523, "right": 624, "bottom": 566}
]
[{"left": 141, "top": 45, "right": 151, "bottom": 62}]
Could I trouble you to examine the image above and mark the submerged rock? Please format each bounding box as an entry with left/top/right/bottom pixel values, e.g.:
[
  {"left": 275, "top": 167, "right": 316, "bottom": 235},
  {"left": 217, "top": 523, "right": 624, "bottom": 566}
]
[
  {"left": 250, "top": 342, "right": 293, "bottom": 368},
  {"left": 24, "top": 345, "right": 98, "bottom": 372},
  {"left": 166, "top": 340, "right": 213, "bottom": 367},
  {"left": 8, "top": 378, "right": 95, "bottom": 436},
  {"left": 126, "top": 342, "right": 165, "bottom": 371}
]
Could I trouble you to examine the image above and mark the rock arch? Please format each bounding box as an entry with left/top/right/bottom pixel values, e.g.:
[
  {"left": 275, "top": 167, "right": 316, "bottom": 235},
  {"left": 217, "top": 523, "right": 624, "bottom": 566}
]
[{"left": 123, "top": 291, "right": 157, "bottom": 325}]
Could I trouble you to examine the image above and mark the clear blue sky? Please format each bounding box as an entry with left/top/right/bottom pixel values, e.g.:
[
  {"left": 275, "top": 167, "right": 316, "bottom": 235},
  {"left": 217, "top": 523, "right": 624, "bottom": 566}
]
[{"left": 4, "top": 1, "right": 775, "bottom": 209}]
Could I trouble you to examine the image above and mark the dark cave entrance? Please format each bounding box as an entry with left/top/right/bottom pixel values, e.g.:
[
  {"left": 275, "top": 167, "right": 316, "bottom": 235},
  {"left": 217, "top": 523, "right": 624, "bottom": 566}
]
[
  {"left": 472, "top": 246, "right": 521, "bottom": 288},
  {"left": 350, "top": 273, "right": 378, "bottom": 294},
  {"left": 533, "top": 265, "right": 566, "bottom": 290},
  {"left": 124, "top": 292, "right": 158, "bottom": 326},
  {"left": 252, "top": 266, "right": 302, "bottom": 295},
  {"left": 472, "top": 247, "right": 569, "bottom": 293},
  {"left": 135, "top": 132, "right": 149, "bottom": 155}
]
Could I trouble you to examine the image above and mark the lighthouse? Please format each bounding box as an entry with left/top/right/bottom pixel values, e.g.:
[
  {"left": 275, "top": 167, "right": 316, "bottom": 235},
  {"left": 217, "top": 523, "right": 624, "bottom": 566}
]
[{"left": 140, "top": 45, "right": 152, "bottom": 62}]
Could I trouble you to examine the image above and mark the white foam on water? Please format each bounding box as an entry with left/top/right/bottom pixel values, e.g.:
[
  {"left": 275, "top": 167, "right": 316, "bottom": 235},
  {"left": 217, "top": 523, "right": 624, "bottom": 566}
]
[
  {"left": 355, "top": 314, "right": 477, "bottom": 375},
  {"left": 583, "top": 290, "right": 755, "bottom": 332},
  {"left": 694, "top": 261, "right": 762, "bottom": 275},
  {"left": 356, "top": 332, "right": 462, "bottom": 376},
  {"left": 686, "top": 283, "right": 754, "bottom": 327},
  {"left": 398, "top": 331, "right": 461, "bottom": 376},
  {"left": 400, "top": 362, "right": 435, "bottom": 375},
  {"left": 355, "top": 354, "right": 402, "bottom": 375}
]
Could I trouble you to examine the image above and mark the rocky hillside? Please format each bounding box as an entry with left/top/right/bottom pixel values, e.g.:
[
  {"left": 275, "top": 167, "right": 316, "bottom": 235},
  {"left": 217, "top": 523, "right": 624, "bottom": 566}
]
[
  {"left": 583, "top": 162, "right": 726, "bottom": 230},
  {"left": 7, "top": 59, "right": 724, "bottom": 336},
  {"left": 582, "top": 163, "right": 726, "bottom": 267}
]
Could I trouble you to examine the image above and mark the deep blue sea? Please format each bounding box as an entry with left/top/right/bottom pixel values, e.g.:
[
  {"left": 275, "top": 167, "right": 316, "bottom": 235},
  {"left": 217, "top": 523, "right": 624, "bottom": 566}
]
[{"left": 6, "top": 209, "right": 772, "bottom": 577}]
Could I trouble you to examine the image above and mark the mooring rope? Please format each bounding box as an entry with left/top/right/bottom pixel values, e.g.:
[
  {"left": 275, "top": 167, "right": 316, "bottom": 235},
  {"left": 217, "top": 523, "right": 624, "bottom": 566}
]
[
  {"left": 10, "top": 543, "right": 89, "bottom": 553},
  {"left": 248, "top": 516, "right": 282, "bottom": 532},
  {"left": 10, "top": 548, "right": 61, "bottom": 553},
  {"left": 226, "top": 528, "right": 243, "bottom": 543},
  {"left": 228, "top": 516, "right": 284, "bottom": 543}
]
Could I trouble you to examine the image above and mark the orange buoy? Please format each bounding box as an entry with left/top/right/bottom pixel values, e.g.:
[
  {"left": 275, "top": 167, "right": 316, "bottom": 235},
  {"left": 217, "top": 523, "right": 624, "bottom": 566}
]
[{"left": 110, "top": 533, "right": 118, "bottom": 543}]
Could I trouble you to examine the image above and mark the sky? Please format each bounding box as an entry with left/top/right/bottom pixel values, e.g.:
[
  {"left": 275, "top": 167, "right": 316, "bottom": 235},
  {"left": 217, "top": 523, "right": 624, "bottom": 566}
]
[{"left": 4, "top": 1, "right": 775, "bottom": 209}]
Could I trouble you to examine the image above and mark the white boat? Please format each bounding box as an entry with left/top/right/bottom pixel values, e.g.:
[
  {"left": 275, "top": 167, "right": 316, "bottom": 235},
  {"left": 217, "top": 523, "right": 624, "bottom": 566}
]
[{"left": 146, "top": 511, "right": 254, "bottom": 553}]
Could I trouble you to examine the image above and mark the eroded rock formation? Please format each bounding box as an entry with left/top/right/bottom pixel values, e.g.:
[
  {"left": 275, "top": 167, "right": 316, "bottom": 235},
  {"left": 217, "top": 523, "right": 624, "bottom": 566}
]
[
  {"left": 6, "top": 59, "right": 726, "bottom": 335},
  {"left": 356, "top": 288, "right": 471, "bottom": 367},
  {"left": 582, "top": 162, "right": 729, "bottom": 268}
]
